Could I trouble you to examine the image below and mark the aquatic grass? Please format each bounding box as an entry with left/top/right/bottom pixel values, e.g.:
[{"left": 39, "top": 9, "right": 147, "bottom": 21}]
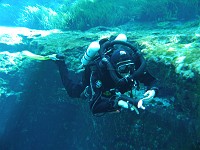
[
  {"left": 14, "top": 0, "right": 200, "bottom": 30},
  {"left": 138, "top": 0, "right": 200, "bottom": 21},
  {"left": 67, "top": 0, "right": 138, "bottom": 30},
  {"left": 16, "top": 5, "right": 69, "bottom": 30}
]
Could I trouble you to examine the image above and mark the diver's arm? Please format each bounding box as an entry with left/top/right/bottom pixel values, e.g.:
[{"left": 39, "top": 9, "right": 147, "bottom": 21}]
[
  {"left": 133, "top": 53, "right": 159, "bottom": 95},
  {"left": 138, "top": 71, "right": 159, "bottom": 91},
  {"left": 133, "top": 64, "right": 159, "bottom": 110}
]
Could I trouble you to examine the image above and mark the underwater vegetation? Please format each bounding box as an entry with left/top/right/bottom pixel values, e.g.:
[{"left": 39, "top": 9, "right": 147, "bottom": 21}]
[
  {"left": 69, "top": 0, "right": 200, "bottom": 30},
  {"left": 66, "top": 0, "right": 137, "bottom": 30},
  {"left": 1, "top": 0, "right": 199, "bottom": 30},
  {"left": 16, "top": 5, "right": 69, "bottom": 30},
  {"left": 140, "top": 33, "right": 200, "bottom": 79}
]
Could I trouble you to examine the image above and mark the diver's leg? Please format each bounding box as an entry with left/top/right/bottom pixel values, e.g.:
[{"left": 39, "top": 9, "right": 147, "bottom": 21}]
[
  {"left": 55, "top": 60, "right": 70, "bottom": 88},
  {"left": 55, "top": 60, "right": 84, "bottom": 98}
]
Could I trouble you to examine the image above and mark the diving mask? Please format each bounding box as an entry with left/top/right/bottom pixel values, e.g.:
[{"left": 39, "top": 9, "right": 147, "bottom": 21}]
[{"left": 116, "top": 60, "right": 134, "bottom": 77}]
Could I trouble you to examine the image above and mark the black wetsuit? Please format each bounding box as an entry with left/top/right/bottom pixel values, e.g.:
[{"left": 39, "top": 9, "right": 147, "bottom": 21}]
[{"left": 55, "top": 53, "right": 158, "bottom": 115}]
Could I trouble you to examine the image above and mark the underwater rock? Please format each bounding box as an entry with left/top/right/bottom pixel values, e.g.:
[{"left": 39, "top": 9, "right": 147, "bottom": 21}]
[{"left": 0, "top": 26, "right": 61, "bottom": 47}]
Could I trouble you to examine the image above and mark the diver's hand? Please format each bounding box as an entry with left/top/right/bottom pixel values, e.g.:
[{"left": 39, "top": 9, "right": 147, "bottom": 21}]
[
  {"left": 142, "top": 90, "right": 155, "bottom": 101},
  {"left": 137, "top": 99, "right": 145, "bottom": 110},
  {"left": 117, "top": 100, "right": 139, "bottom": 114},
  {"left": 137, "top": 90, "right": 155, "bottom": 110}
]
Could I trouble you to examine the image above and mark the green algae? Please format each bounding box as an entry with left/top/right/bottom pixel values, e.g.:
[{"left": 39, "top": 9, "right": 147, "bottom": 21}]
[
  {"left": 137, "top": 28, "right": 200, "bottom": 79},
  {"left": 10, "top": 0, "right": 200, "bottom": 30}
]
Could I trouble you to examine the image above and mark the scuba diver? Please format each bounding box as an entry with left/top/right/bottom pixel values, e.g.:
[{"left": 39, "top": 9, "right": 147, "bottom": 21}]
[{"left": 49, "top": 34, "right": 159, "bottom": 115}]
